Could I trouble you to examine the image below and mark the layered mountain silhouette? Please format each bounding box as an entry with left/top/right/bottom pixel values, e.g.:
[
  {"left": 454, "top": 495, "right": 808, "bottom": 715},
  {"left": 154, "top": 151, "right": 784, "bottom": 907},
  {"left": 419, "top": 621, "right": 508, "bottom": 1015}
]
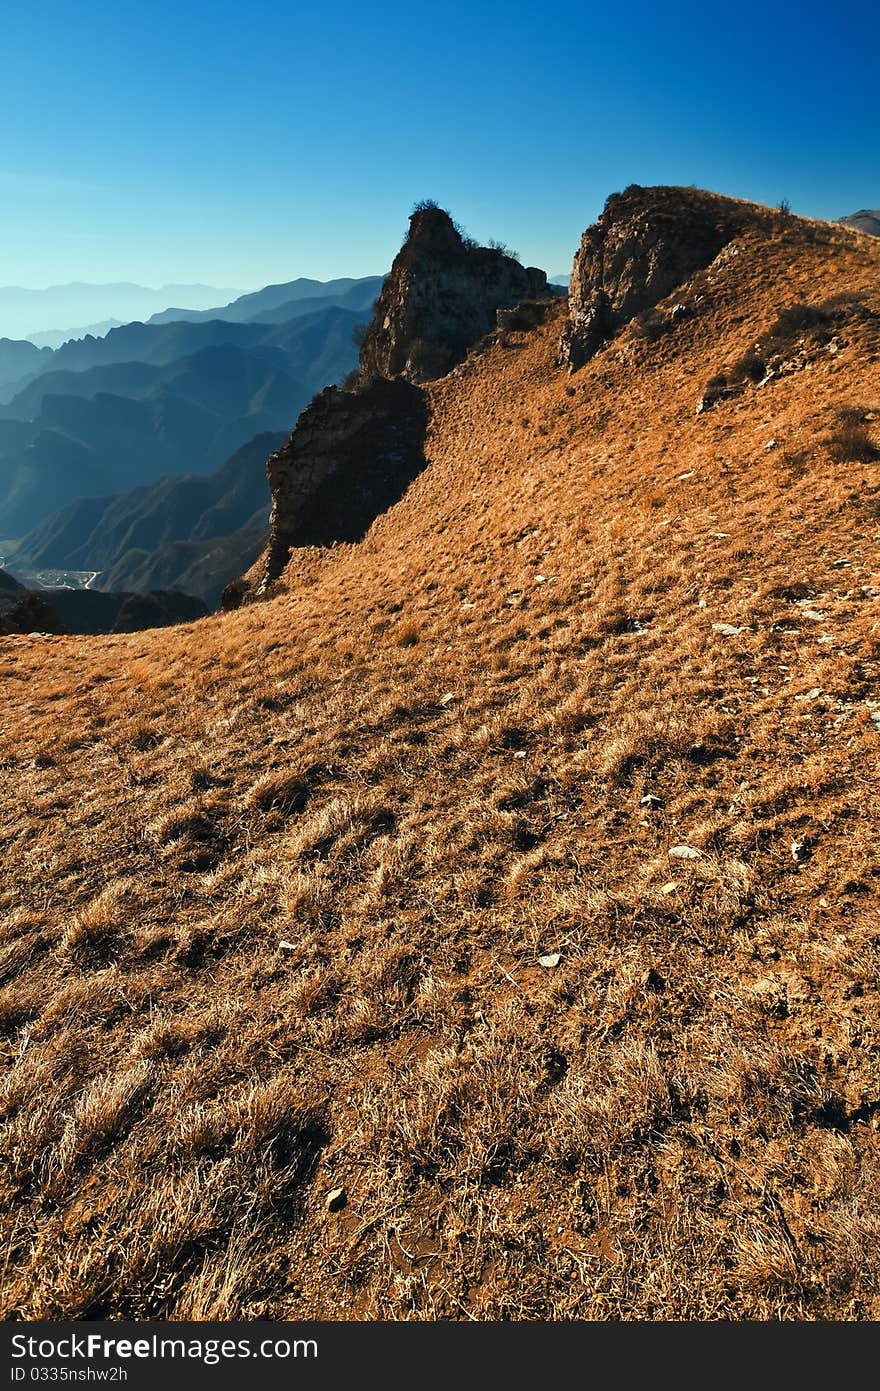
[
  {"left": 13, "top": 431, "right": 284, "bottom": 607},
  {"left": 0, "top": 303, "right": 370, "bottom": 536},
  {"left": 147, "top": 275, "right": 382, "bottom": 326},
  {"left": 27, "top": 319, "right": 124, "bottom": 350},
  {"left": 0, "top": 282, "right": 240, "bottom": 341},
  {"left": 10, "top": 286, "right": 382, "bottom": 383},
  {"left": 0, "top": 337, "right": 52, "bottom": 393}
]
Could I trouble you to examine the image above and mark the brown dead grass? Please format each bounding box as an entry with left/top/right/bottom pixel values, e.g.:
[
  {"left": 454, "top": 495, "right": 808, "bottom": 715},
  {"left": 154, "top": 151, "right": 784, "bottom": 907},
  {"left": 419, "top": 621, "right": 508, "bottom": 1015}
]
[{"left": 1, "top": 208, "right": 880, "bottom": 1320}]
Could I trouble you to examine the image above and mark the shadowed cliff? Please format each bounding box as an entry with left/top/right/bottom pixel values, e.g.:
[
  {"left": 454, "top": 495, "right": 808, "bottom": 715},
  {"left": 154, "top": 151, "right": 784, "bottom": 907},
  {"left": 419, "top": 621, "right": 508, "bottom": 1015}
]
[{"left": 231, "top": 206, "right": 553, "bottom": 599}]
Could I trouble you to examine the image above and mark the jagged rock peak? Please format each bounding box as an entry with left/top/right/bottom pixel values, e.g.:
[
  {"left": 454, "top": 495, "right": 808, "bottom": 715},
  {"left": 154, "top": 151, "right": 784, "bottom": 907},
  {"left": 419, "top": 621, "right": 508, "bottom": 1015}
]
[
  {"left": 358, "top": 204, "right": 550, "bottom": 383},
  {"left": 562, "top": 184, "right": 778, "bottom": 367},
  {"left": 403, "top": 204, "right": 469, "bottom": 259}
]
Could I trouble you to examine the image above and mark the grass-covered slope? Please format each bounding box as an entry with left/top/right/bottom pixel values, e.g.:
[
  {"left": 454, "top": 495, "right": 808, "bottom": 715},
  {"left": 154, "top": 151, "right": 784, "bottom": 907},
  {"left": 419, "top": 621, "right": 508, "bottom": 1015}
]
[{"left": 1, "top": 206, "right": 879, "bottom": 1319}]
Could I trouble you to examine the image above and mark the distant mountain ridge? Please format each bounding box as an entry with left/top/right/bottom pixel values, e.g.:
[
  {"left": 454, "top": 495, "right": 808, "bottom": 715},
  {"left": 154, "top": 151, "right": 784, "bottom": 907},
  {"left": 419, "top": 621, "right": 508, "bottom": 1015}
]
[
  {"left": 0, "top": 282, "right": 241, "bottom": 341},
  {"left": 0, "top": 338, "right": 52, "bottom": 394},
  {"left": 13, "top": 280, "right": 383, "bottom": 383},
  {"left": 841, "top": 209, "right": 880, "bottom": 237},
  {"left": 27, "top": 320, "right": 124, "bottom": 350},
  {"left": 12, "top": 431, "right": 284, "bottom": 607},
  {"left": 147, "top": 276, "right": 382, "bottom": 326},
  {"left": 0, "top": 277, "right": 385, "bottom": 405},
  {"left": 0, "top": 303, "right": 369, "bottom": 535},
  {"left": 0, "top": 271, "right": 390, "bottom": 605}
]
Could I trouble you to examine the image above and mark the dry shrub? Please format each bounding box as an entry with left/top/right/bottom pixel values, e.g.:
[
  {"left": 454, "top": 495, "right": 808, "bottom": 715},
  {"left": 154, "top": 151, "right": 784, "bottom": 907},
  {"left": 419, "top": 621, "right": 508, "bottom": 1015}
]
[
  {"left": 285, "top": 869, "right": 339, "bottom": 932},
  {"left": 62, "top": 881, "right": 133, "bottom": 964},
  {"left": 288, "top": 794, "right": 395, "bottom": 862},
  {"left": 597, "top": 708, "right": 727, "bottom": 785},
  {"left": 172, "top": 1227, "right": 265, "bottom": 1321},
  {"left": 147, "top": 799, "right": 216, "bottom": 846},
  {"left": 544, "top": 1040, "right": 673, "bottom": 1166},
  {"left": 395, "top": 621, "right": 420, "bottom": 647},
  {"left": 134, "top": 1002, "right": 235, "bottom": 1060},
  {"left": 824, "top": 408, "right": 879, "bottom": 463},
  {"left": 733, "top": 1221, "right": 802, "bottom": 1295},
  {"left": 359, "top": 1003, "right": 544, "bottom": 1182},
  {"left": 245, "top": 766, "right": 312, "bottom": 815},
  {"left": 367, "top": 832, "right": 416, "bottom": 897},
  {"left": 54, "top": 1062, "right": 154, "bottom": 1183},
  {"left": 173, "top": 1071, "right": 328, "bottom": 1177}
]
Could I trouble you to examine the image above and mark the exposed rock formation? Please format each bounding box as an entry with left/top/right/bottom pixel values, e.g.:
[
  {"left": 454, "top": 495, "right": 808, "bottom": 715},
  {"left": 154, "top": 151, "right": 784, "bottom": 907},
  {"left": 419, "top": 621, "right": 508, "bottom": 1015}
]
[
  {"left": 358, "top": 205, "right": 548, "bottom": 383},
  {"left": 226, "top": 378, "right": 429, "bottom": 602},
  {"left": 696, "top": 295, "right": 880, "bottom": 413},
  {"left": 232, "top": 206, "right": 554, "bottom": 601},
  {"left": 562, "top": 185, "right": 776, "bottom": 367}
]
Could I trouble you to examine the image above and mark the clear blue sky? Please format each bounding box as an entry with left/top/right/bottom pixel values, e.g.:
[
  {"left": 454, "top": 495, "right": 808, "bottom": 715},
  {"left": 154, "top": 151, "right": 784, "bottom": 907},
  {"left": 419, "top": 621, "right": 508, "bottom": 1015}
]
[{"left": 2, "top": 0, "right": 876, "bottom": 290}]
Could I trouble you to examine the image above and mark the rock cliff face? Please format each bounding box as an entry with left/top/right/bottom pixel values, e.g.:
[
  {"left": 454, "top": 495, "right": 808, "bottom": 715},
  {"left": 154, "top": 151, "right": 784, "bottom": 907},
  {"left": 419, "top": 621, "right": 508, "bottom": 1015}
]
[
  {"left": 358, "top": 205, "right": 548, "bottom": 383},
  {"left": 232, "top": 206, "right": 553, "bottom": 600},
  {"left": 226, "top": 378, "right": 429, "bottom": 601},
  {"left": 562, "top": 185, "right": 774, "bottom": 366}
]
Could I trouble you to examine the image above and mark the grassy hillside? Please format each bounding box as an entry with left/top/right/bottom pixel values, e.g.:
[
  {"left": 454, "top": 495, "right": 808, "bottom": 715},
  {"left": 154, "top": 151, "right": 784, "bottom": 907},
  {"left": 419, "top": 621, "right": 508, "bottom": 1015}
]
[{"left": 1, "top": 206, "right": 879, "bottom": 1319}]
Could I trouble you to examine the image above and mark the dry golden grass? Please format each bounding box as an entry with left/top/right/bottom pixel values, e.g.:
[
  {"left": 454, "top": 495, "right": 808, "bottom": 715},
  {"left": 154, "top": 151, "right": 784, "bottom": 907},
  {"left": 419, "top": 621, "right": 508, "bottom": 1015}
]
[{"left": 1, "top": 208, "right": 880, "bottom": 1319}]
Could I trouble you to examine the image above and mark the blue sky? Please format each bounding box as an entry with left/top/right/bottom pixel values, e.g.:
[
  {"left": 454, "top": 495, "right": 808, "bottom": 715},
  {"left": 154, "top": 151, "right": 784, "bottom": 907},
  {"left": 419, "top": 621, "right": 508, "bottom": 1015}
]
[{"left": 2, "top": 0, "right": 876, "bottom": 290}]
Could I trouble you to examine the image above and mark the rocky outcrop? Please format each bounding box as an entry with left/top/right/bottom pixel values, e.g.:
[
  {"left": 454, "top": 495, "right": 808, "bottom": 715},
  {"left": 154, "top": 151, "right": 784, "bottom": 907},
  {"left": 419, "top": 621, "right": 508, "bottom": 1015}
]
[
  {"left": 231, "top": 206, "right": 554, "bottom": 602},
  {"left": 226, "top": 378, "right": 429, "bottom": 601},
  {"left": 358, "top": 205, "right": 549, "bottom": 383},
  {"left": 562, "top": 185, "right": 775, "bottom": 367},
  {"left": 696, "top": 295, "right": 880, "bottom": 414}
]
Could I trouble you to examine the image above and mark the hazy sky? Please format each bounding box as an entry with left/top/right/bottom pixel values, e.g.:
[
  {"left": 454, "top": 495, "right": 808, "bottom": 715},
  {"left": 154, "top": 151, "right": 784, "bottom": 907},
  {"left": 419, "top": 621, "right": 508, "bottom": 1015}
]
[{"left": 2, "top": 0, "right": 876, "bottom": 291}]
